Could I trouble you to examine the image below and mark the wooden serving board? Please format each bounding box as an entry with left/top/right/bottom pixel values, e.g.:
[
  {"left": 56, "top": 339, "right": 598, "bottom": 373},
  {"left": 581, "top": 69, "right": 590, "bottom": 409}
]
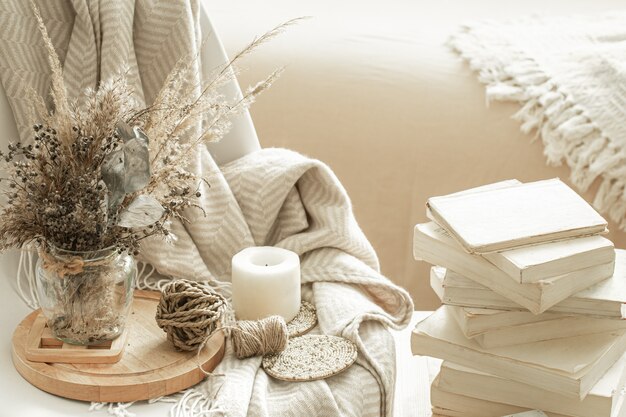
[{"left": 11, "top": 290, "right": 225, "bottom": 402}]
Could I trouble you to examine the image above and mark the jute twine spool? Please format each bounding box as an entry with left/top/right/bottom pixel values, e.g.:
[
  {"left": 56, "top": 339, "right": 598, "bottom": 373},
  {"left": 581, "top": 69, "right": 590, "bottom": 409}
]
[
  {"left": 232, "top": 316, "right": 288, "bottom": 359},
  {"left": 156, "top": 279, "right": 288, "bottom": 359}
]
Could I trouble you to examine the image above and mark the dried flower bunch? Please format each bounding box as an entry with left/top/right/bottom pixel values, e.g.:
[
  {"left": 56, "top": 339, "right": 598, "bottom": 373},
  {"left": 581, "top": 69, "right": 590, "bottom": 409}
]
[{"left": 0, "top": 5, "right": 298, "bottom": 257}]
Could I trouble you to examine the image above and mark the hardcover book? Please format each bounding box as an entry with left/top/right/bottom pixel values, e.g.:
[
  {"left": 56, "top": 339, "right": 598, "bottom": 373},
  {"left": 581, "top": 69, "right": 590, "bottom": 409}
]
[
  {"left": 430, "top": 254, "right": 626, "bottom": 319},
  {"left": 431, "top": 377, "right": 566, "bottom": 417},
  {"left": 447, "top": 303, "right": 626, "bottom": 348},
  {"left": 414, "top": 222, "right": 614, "bottom": 314},
  {"left": 426, "top": 178, "right": 607, "bottom": 254},
  {"left": 436, "top": 353, "right": 626, "bottom": 417},
  {"left": 411, "top": 306, "right": 626, "bottom": 399},
  {"left": 483, "top": 235, "right": 615, "bottom": 283},
  {"left": 441, "top": 303, "right": 566, "bottom": 337}
]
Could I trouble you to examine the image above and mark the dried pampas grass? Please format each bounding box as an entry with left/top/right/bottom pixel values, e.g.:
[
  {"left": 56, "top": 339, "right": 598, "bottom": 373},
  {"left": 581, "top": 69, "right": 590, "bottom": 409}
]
[{"left": 0, "top": 3, "right": 302, "bottom": 257}]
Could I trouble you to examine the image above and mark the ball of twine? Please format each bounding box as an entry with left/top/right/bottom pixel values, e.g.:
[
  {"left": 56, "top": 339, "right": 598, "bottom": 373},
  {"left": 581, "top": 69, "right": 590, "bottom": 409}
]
[
  {"left": 233, "top": 316, "right": 288, "bottom": 359},
  {"left": 156, "top": 279, "right": 289, "bottom": 359},
  {"left": 156, "top": 279, "right": 227, "bottom": 351}
]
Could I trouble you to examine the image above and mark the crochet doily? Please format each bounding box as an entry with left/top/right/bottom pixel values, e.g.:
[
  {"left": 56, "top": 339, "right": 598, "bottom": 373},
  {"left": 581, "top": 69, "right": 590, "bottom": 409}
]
[
  {"left": 262, "top": 335, "right": 357, "bottom": 381},
  {"left": 286, "top": 301, "right": 317, "bottom": 337}
]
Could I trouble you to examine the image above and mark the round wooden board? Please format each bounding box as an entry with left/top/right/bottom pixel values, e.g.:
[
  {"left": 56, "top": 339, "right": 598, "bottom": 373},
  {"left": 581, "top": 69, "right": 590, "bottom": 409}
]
[{"left": 11, "top": 290, "right": 225, "bottom": 403}]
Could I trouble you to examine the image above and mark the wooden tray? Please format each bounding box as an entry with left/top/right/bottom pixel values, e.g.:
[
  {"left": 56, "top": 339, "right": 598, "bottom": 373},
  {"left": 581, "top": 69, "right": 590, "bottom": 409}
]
[
  {"left": 12, "top": 290, "right": 225, "bottom": 402},
  {"left": 25, "top": 314, "right": 129, "bottom": 364}
]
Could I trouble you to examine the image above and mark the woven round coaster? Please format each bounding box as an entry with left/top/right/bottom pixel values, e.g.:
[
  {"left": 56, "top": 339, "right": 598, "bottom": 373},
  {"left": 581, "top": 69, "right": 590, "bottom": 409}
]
[
  {"left": 286, "top": 301, "right": 317, "bottom": 337},
  {"left": 262, "top": 335, "right": 357, "bottom": 381}
]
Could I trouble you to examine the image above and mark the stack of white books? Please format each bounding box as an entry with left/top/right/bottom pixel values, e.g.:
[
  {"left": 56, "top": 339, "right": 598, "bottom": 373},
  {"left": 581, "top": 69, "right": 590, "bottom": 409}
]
[{"left": 411, "top": 178, "right": 626, "bottom": 417}]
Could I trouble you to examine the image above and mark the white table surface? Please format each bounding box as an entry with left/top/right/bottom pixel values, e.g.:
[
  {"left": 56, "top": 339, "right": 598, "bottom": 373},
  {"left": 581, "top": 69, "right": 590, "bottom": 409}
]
[{"left": 0, "top": 251, "right": 430, "bottom": 417}]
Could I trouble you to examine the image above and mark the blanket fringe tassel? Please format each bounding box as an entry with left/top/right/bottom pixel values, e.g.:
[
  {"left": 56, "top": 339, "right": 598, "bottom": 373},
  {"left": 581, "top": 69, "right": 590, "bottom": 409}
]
[
  {"left": 89, "top": 402, "right": 136, "bottom": 417},
  {"left": 87, "top": 387, "right": 225, "bottom": 417},
  {"left": 449, "top": 23, "right": 626, "bottom": 230}
]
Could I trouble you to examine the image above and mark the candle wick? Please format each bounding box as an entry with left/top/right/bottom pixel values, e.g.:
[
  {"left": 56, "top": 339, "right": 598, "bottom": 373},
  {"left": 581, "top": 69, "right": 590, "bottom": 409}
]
[{"left": 265, "top": 264, "right": 268, "bottom": 267}]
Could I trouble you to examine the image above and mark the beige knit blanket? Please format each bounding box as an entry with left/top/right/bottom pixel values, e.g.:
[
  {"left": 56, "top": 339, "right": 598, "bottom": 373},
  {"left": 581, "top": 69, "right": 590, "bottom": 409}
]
[
  {"left": 0, "top": 2, "right": 413, "bottom": 416},
  {"left": 450, "top": 13, "right": 626, "bottom": 230}
]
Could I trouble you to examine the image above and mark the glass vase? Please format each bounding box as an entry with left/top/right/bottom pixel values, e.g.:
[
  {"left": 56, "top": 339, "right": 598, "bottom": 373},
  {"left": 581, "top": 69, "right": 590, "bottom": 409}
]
[{"left": 35, "top": 246, "right": 136, "bottom": 345}]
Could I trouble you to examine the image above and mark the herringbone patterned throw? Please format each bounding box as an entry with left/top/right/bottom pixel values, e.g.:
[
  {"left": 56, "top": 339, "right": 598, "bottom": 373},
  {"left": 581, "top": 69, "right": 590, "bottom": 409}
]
[
  {"left": 0, "top": 1, "right": 203, "bottom": 143},
  {"left": 0, "top": 1, "right": 413, "bottom": 416}
]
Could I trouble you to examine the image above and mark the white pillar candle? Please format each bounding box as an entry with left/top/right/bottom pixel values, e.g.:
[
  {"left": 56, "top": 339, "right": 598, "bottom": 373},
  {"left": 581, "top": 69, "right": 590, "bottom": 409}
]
[{"left": 231, "top": 246, "right": 301, "bottom": 322}]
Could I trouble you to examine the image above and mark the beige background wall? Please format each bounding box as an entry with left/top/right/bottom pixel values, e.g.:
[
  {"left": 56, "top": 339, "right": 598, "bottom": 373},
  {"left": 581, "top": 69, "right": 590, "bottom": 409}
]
[{"left": 208, "top": 0, "right": 626, "bottom": 309}]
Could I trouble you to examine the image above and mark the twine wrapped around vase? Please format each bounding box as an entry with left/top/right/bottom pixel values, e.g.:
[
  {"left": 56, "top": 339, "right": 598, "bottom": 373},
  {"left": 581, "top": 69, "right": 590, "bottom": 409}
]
[
  {"left": 39, "top": 249, "right": 85, "bottom": 277},
  {"left": 38, "top": 245, "right": 117, "bottom": 278}
]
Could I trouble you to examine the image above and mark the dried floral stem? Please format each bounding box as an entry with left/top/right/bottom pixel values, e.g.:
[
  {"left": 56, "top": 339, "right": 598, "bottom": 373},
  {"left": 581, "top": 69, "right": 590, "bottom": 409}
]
[
  {"left": 30, "top": 2, "right": 73, "bottom": 145},
  {"left": 0, "top": 7, "right": 303, "bottom": 258}
]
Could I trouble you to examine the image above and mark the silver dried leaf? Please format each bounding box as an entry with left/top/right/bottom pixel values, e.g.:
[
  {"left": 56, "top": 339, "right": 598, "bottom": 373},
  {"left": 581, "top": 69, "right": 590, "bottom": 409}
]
[
  {"left": 117, "top": 194, "right": 165, "bottom": 228},
  {"left": 101, "top": 149, "right": 125, "bottom": 209},
  {"left": 102, "top": 122, "right": 152, "bottom": 211},
  {"left": 116, "top": 121, "right": 135, "bottom": 142}
]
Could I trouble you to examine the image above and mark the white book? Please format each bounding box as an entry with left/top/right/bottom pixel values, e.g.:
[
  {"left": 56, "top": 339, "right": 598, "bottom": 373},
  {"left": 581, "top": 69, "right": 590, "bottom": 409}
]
[
  {"left": 446, "top": 303, "right": 626, "bottom": 348},
  {"left": 429, "top": 268, "right": 568, "bottom": 336},
  {"left": 411, "top": 306, "right": 626, "bottom": 399},
  {"left": 431, "top": 377, "right": 566, "bottom": 417},
  {"left": 425, "top": 179, "right": 523, "bottom": 221},
  {"left": 484, "top": 235, "right": 615, "bottom": 283},
  {"left": 437, "top": 353, "right": 626, "bottom": 417},
  {"left": 414, "top": 222, "right": 614, "bottom": 314},
  {"left": 430, "top": 254, "right": 626, "bottom": 319},
  {"left": 447, "top": 304, "right": 566, "bottom": 337},
  {"left": 471, "top": 311, "right": 626, "bottom": 349},
  {"left": 428, "top": 180, "right": 614, "bottom": 284},
  {"left": 426, "top": 178, "right": 607, "bottom": 254}
]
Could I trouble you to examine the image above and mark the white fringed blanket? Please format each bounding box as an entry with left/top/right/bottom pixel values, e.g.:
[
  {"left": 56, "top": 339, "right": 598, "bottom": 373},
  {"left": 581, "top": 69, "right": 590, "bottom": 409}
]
[
  {"left": 450, "top": 13, "right": 626, "bottom": 229},
  {"left": 137, "top": 146, "right": 414, "bottom": 417}
]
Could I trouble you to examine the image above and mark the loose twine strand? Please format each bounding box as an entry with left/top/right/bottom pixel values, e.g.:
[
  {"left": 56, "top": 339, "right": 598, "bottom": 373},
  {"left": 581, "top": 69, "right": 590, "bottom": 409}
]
[{"left": 156, "top": 279, "right": 288, "bottom": 362}]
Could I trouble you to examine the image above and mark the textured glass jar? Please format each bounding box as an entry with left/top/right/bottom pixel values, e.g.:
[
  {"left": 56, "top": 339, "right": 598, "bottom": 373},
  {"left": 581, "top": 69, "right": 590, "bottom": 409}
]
[{"left": 35, "top": 246, "right": 136, "bottom": 345}]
